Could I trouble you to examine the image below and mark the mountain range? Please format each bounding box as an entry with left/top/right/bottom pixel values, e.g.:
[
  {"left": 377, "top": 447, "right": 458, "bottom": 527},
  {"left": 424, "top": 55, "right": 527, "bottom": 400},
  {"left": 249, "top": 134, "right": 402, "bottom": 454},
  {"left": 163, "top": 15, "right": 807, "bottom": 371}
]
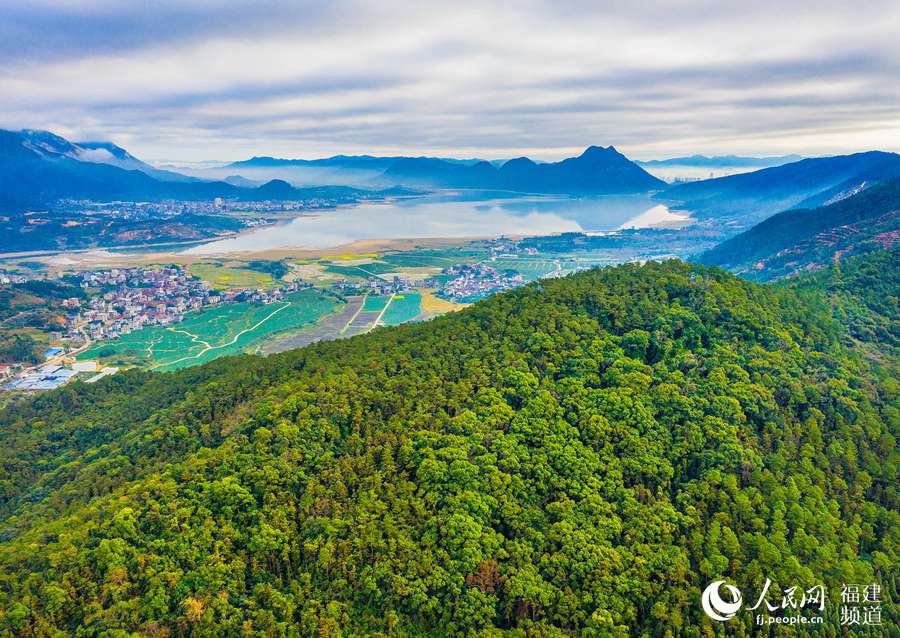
[
  {"left": 0, "top": 129, "right": 382, "bottom": 208},
  {"left": 0, "top": 130, "right": 668, "bottom": 206},
  {"left": 5, "top": 128, "right": 900, "bottom": 249},
  {"left": 637, "top": 154, "right": 803, "bottom": 168},
  {"left": 699, "top": 177, "right": 900, "bottom": 280},
  {"left": 660, "top": 150, "right": 900, "bottom": 225},
  {"left": 226, "top": 146, "right": 665, "bottom": 193},
  {"left": 382, "top": 145, "right": 665, "bottom": 192}
]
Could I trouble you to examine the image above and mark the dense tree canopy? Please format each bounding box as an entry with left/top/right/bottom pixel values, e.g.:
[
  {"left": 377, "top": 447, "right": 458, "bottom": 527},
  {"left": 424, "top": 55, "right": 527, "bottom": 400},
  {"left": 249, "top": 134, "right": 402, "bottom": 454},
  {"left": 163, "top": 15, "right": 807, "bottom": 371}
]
[{"left": 0, "top": 256, "right": 896, "bottom": 636}]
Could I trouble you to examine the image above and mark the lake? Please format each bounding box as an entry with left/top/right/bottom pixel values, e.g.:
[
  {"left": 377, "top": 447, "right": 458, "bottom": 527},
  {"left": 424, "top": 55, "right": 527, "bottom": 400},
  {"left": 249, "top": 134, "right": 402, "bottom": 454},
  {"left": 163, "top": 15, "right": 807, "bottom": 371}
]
[{"left": 186, "top": 191, "right": 688, "bottom": 254}]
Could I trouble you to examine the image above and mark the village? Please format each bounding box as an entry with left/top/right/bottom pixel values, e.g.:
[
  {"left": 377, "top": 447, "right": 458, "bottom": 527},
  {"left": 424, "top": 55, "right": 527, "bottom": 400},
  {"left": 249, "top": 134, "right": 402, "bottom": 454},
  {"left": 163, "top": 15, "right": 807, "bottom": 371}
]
[
  {"left": 2, "top": 264, "right": 308, "bottom": 392},
  {"left": 54, "top": 194, "right": 360, "bottom": 220},
  {"left": 68, "top": 265, "right": 303, "bottom": 342},
  {"left": 330, "top": 274, "right": 424, "bottom": 297},
  {"left": 438, "top": 264, "right": 526, "bottom": 301}
]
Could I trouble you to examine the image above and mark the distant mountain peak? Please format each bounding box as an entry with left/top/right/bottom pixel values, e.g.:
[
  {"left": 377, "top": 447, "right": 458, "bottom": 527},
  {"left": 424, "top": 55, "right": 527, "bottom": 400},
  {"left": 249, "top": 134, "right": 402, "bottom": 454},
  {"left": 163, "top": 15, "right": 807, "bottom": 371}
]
[
  {"left": 500, "top": 157, "right": 538, "bottom": 170},
  {"left": 254, "top": 178, "right": 296, "bottom": 197},
  {"left": 581, "top": 145, "right": 617, "bottom": 157},
  {"left": 385, "top": 145, "right": 662, "bottom": 193}
]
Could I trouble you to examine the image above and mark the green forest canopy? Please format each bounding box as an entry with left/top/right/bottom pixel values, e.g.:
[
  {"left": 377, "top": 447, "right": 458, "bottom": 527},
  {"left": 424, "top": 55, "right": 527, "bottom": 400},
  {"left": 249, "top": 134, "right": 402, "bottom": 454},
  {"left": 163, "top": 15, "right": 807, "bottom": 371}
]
[{"left": 0, "top": 252, "right": 896, "bottom": 636}]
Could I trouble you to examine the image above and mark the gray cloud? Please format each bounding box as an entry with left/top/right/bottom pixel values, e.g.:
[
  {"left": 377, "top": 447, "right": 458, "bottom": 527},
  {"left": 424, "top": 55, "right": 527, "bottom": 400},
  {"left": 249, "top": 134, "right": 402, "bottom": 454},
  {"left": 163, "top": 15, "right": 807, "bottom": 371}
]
[
  {"left": 1, "top": 0, "right": 899, "bottom": 161},
  {"left": 0, "top": 1, "right": 340, "bottom": 64}
]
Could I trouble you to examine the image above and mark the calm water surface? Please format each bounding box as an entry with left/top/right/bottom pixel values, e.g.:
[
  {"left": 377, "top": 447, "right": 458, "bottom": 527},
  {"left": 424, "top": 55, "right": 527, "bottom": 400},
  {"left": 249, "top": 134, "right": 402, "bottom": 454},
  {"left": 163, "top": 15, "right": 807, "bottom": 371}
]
[{"left": 186, "top": 191, "right": 687, "bottom": 254}]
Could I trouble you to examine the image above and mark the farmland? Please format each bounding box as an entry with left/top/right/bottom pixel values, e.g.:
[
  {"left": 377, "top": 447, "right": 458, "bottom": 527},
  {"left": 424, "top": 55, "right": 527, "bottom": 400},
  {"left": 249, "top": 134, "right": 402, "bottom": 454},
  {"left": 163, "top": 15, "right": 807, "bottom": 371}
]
[
  {"left": 362, "top": 294, "right": 391, "bottom": 312},
  {"left": 380, "top": 294, "right": 422, "bottom": 325},
  {"left": 78, "top": 288, "right": 340, "bottom": 371},
  {"left": 324, "top": 261, "right": 396, "bottom": 279},
  {"left": 318, "top": 247, "right": 485, "bottom": 282},
  {"left": 188, "top": 262, "right": 277, "bottom": 289},
  {"left": 18, "top": 241, "right": 617, "bottom": 377}
]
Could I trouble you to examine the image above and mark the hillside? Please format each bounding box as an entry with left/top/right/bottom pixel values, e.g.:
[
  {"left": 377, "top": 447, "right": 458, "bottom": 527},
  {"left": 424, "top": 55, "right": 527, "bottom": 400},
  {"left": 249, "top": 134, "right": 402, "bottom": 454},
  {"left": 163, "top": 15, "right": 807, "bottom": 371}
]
[
  {"left": 0, "top": 130, "right": 379, "bottom": 209},
  {"left": 76, "top": 141, "right": 199, "bottom": 183},
  {"left": 0, "top": 259, "right": 896, "bottom": 636},
  {"left": 0, "top": 279, "right": 87, "bottom": 364},
  {"left": 786, "top": 248, "right": 899, "bottom": 353},
  {"left": 660, "top": 151, "right": 900, "bottom": 226},
  {"left": 384, "top": 145, "right": 665, "bottom": 193},
  {"left": 699, "top": 178, "right": 900, "bottom": 280}
]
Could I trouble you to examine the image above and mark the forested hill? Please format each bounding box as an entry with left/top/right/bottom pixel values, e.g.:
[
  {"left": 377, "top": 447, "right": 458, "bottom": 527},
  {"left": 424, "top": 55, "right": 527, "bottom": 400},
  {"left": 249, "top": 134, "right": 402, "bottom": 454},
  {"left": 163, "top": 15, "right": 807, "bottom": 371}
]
[
  {"left": 785, "top": 248, "right": 899, "bottom": 354},
  {"left": 0, "top": 258, "right": 897, "bottom": 636},
  {"left": 699, "top": 178, "right": 900, "bottom": 280},
  {"left": 660, "top": 150, "right": 900, "bottom": 226}
]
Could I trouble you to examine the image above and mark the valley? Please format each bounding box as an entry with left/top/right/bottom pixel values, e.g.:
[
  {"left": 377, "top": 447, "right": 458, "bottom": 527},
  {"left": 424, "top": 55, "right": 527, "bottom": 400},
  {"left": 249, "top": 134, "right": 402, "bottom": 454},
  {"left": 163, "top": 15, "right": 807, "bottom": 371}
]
[{"left": 3, "top": 142, "right": 898, "bottom": 388}]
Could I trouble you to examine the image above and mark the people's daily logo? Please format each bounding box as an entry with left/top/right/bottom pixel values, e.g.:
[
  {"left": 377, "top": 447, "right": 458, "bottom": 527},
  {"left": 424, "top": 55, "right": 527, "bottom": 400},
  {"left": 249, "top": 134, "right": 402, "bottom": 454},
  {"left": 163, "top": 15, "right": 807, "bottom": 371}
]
[
  {"left": 701, "top": 580, "right": 742, "bottom": 621},
  {"left": 700, "top": 578, "right": 882, "bottom": 626}
]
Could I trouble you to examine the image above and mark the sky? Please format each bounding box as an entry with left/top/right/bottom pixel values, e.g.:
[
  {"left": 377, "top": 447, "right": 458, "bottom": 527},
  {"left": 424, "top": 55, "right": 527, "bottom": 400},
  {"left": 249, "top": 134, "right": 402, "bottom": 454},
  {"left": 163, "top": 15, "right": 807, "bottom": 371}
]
[{"left": 2, "top": 0, "right": 900, "bottom": 163}]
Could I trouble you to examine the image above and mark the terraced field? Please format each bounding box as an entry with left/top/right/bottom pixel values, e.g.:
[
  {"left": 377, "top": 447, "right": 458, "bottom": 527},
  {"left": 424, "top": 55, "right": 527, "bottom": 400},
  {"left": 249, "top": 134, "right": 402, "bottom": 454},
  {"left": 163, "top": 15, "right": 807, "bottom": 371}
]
[
  {"left": 379, "top": 249, "right": 480, "bottom": 269},
  {"left": 343, "top": 310, "right": 381, "bottom": 336}
]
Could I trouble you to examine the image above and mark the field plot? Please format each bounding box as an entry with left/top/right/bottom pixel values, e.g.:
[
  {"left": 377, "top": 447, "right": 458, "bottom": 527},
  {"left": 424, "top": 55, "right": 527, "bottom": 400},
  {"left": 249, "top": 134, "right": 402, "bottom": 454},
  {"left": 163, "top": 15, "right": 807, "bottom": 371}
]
[
  {"left": 262, "top": 296, "right": 363, "bottom": 353},
  {"left": 380, "top": 294, "right": 422, "bottom": 325},
  {"left": 420, "top": 290, "right": 466, "bottom": 315},
  {"left": 323, "top": 261, "right": 395, "bottom": 280},
  {"left": 189, "top": 263, "right": 275, "bottom": 289},
  {"left": 343, "top": 310, "right": 381, "bottom": 336},
  {"left": 318, "top": 248, "right": 485, "bottom": 282},
  {"left": 362, "top": 295, "right": 391, "bottom": 312},
  {"left": 379, "top": 248, "right": 480, "bottom": 269},
  {"left": 79, "top": 289, "right": 339, "bottom": 371},
  {"left": 488, "top": 257, "right": 562, "bottom": 281}
]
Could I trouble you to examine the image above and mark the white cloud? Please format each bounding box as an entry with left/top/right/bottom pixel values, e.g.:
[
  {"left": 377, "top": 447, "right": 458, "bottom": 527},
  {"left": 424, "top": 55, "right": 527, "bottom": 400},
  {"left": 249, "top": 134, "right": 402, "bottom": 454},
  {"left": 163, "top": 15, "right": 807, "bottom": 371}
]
[{"left": 1, "top": 0, "right": 899, "bottom": 160}]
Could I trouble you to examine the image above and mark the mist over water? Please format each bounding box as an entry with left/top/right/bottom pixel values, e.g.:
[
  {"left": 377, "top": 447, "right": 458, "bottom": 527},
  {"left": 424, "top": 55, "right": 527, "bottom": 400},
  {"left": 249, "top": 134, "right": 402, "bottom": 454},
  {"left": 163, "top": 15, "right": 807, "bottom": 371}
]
[{"left": 187, "top": 192, "right": 681, "bottom": 253}]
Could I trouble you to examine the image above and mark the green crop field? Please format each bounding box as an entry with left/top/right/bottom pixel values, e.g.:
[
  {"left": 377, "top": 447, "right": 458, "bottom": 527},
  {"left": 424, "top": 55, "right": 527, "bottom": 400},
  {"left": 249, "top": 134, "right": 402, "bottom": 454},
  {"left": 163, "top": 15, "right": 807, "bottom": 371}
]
[
  {"left": 362, "top": 294, "right": 391, "bottom": 312},
  {"left": 322, "top": 261, "right": 396, "bottom": 280},
  {"left": 379, "top": 249, "right": 480, "bottom": 269},
  {"left": 380, "top": 294, "right": 422, "bottom": 325},
  {"left": 188, "top": 263, "right": 276, "bottom": 289},
  {"left": 78, "top": 289, "right": 340, "bottom": 371}
]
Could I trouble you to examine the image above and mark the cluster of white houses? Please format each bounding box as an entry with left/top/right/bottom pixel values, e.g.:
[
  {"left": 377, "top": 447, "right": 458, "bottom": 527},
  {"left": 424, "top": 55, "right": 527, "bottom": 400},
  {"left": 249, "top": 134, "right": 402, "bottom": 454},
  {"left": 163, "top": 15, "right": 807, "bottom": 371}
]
[
  {"left": 66, "top": 266, "right": 301, "bottom": 342},
  {"left": 439, "top": 264, "right": 525, "bottom": 301}
]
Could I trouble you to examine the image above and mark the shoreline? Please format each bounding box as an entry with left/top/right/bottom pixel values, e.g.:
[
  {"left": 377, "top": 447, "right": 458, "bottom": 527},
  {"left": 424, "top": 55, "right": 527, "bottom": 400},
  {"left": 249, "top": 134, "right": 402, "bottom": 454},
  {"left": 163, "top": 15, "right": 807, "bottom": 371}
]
[{"left": 1, "top": 195, "right": 697, "bottom": 271}]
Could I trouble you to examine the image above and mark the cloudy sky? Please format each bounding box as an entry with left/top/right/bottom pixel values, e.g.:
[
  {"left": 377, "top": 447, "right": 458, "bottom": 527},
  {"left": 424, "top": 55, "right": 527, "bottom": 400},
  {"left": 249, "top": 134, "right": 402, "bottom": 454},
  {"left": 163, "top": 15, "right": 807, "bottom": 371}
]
[{"left": 3, "top": 0, "right": 899, "bottom": 162}]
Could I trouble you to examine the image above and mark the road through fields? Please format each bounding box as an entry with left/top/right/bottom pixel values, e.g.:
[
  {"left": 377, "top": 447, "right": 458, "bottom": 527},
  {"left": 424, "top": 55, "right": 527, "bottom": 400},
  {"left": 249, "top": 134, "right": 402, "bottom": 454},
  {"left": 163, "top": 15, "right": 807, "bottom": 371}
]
[
  {"left": 262, "top": 296, "right": 367, "bottom": 354},
  {"left": 154, "top": 301, "right": 292, "bottom": 368}
]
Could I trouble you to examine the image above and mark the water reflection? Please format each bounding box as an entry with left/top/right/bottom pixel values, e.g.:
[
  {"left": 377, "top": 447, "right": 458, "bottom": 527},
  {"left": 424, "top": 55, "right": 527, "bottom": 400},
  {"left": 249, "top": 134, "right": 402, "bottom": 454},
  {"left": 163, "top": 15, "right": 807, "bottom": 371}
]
[{"left": 186, "top": 192, "right": 679, "bottom": 254}]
